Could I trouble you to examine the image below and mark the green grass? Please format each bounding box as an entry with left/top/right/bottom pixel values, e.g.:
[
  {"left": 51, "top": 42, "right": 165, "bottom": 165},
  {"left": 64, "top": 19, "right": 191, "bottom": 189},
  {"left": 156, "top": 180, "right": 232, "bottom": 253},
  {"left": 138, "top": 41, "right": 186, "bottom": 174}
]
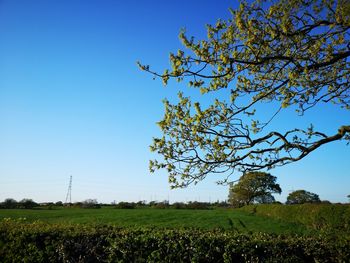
[
  {"left": 240, "top": 203, "right": 350, "bottom": 236},
  {"left": 0, "top": 207, "right": 310, "bottom": 235}
]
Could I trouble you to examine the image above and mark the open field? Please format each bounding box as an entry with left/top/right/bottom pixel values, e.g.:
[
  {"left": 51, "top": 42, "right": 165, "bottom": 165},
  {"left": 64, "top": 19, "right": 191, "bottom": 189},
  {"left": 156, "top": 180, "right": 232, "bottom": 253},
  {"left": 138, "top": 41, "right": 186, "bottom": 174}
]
[{"left": 0, "top": 207, "right": 310, "bottom": 235}]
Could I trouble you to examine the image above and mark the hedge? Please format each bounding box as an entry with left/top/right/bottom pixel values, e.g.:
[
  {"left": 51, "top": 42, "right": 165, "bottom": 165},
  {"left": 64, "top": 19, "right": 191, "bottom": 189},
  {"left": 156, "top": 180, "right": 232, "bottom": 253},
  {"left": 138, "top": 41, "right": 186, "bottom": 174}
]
[{"left": 1, "top": 219, "right": 349, "bottom": 262}]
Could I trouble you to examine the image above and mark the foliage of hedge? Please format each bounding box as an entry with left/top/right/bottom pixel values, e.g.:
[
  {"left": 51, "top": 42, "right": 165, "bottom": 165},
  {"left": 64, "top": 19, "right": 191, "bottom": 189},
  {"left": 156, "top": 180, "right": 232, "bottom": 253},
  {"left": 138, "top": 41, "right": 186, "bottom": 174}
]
[
  {"left": 0, "top": 219, "right": 349, "bottom": 262},
  {"left": 239, "top": 203, "right": 350, "bottom": 234}
]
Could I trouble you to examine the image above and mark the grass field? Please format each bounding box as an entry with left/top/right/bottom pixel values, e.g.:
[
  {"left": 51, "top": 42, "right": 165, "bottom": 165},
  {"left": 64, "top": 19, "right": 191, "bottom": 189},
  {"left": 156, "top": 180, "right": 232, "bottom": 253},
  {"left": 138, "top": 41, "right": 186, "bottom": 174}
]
[{"left": 0, "top": 207, "right": 311, "bottom": 235}]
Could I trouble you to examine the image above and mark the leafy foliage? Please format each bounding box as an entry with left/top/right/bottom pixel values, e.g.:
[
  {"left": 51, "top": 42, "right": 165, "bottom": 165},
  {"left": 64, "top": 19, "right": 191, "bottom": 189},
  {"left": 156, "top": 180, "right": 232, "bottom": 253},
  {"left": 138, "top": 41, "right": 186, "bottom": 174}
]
[
  {"left": 1, "top": 198, "right": 18, "bottom": 209},
  {"left": 0, "top": 198, "right": 38, "bottom": 209},
  {"left": 140, "top": 0, "right": 350, "bottom": 188},
  {"left": 286, "top": 189, "right": 321, "bottom": 204},
  {"left": 19, "top": 199, "right": 38, "bottom": 209},
  {"left": 80, "top": 199, "right": 101, "bottom": 209},
  {"left": 1, "top": 219, "right": 349, "bottom": 262},
  {"left": 228, "top": 172, "right": 281, "bottom": 207}
]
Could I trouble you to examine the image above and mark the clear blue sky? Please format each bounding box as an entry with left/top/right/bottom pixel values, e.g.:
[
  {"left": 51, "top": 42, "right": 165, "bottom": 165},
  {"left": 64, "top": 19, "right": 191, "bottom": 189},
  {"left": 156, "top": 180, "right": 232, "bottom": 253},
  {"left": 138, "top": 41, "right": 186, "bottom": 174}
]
[{"left": 0, "top": 0, "right": 349, "bottom": 204}]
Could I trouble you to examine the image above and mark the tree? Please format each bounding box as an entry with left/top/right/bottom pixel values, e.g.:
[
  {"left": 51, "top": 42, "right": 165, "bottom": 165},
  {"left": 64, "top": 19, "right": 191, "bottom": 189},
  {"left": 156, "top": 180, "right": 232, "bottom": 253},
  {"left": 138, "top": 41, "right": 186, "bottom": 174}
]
[
  {"left": 286, "top": 190, "right": 320, "bottom": 204},
  {"left": 55, "top": 201, "right": 63, "bottom": 206},
  {"left": 228, "top": 172, "right": 281, "bottom": 207},
  {"left": 19, "top": 199, "right": 37, "bottom": 209},
  {"left": 81, "top": 199, "right": 101, "bottom": 209},
  {"left": 1, "top": 198, "right": 18, "bottom": 209},
  {"left": 140, "top": 0, "right": 350, "bottom": 188}
]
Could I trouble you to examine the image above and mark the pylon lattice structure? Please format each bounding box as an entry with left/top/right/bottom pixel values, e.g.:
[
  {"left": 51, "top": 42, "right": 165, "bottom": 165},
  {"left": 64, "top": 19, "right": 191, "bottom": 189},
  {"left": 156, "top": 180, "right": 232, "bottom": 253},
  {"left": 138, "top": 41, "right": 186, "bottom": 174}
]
[{"left": 65, "top": 175, "right": 72, "bottom": 203}]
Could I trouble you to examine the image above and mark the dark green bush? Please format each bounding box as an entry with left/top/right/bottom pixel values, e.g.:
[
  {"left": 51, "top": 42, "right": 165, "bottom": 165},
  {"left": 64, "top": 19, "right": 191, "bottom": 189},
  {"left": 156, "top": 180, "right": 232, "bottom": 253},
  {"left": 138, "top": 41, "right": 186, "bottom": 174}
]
[
  {"left": 154, "top": 201, "right": 170, "bottom": 209},
  {"left": 185, "top": 201, "right": 211, "bottom": 210},
  {"left": 114, "top": 202, "right": 136, "bottom": 209},
  {"left": 0, "top": 219, "right": 349, "bottom": 262}
]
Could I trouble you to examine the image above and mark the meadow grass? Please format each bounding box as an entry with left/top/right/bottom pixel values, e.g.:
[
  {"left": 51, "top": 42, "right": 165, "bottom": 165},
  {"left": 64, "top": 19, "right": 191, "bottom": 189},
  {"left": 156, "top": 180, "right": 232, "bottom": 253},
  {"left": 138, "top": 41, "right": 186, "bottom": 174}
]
[{"left": 0, "top": 207, "right": 310, "bottom": 235}]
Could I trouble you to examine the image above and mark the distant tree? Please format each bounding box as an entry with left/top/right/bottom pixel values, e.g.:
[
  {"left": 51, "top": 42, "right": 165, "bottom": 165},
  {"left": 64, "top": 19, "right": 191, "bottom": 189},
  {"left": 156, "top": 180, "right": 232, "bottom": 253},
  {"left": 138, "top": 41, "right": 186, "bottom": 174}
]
[
  {"left": 186, "top": 201, "right": 211, "bottom": 210},
  {"left": 136, "top": 201, "right": 147, "bottom": 208},
  {"left": 55, "top": 201, "right": 63, "bottom": 206},
  {"left": 172, "top": 202, "right": 186, "bottom": 209},
  {"left": 228, "top": 172, "right": 281, "bottom": 207},
  {"left": 2, "top": 198, "right": 18, "bottom": 209},
  {"left": 19, "top": 199, "right": 37, "bottom": 209},
  {"left": 347, "top": 194, "right": 350, "bottom": 202},
  {"left": 115, "top": 202, "right": 136, "bottom": 209},
  {"left": 286, "top": 190, "right": 321, "bottom": 204},
  {"left": 141, "top": 0, "right": 350, "bottom": 188},
  {"left": 81, "top": 199, "right": 101, "bottom": 209},
  {"left": 72, "top": 202, "right": 83, "bottom": 207},
  {"left": 155, "top": 200, "right": 170, "bottom": 209},
  {"left": 149, "top": 201, "right": 158, "bottom": 207}
]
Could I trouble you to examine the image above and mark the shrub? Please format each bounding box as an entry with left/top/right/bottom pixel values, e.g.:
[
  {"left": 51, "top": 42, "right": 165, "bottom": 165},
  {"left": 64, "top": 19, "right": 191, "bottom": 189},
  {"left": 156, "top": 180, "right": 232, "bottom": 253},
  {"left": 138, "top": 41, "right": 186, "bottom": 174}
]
[
  {"left": 115, "top": 202, "right": 136, "bottom": 209},
  {"left": 172, "top": 202, "right": 186, "bottom": 209},
  {"left": 154, "top": 201, "right": 170, "bottom": 209},
  {"left": 186, "top": 201, "right": 211, "bottom": 210},
  {"left": 0, "top": 219, "right": 349, "bottom": 262},
  {"left": 80, "top": 199, "right": 101, "bottom": 209}
]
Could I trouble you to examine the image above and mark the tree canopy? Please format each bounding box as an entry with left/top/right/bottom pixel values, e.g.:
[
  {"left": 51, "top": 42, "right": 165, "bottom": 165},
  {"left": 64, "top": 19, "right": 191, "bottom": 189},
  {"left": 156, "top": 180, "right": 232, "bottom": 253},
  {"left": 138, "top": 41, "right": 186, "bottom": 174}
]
[
  {"left": 19, "top": 199, "right": 38, "bottom": 209},
  {"left": 1, "top": 198, "right": 18, "bottom": 209},
  {"left": 228, "top": 172, "right": 281, "bottom": 207},
  {"left": 140, "top": 0, "right": 350, "bottom": 188},
  {"left": 286, "top": 189, "right": 320, "bottom": 204}
]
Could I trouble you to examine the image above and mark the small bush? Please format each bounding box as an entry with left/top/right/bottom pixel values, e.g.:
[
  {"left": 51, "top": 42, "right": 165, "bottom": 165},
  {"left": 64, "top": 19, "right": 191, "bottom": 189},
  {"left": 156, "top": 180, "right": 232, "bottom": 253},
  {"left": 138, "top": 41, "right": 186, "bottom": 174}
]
[
  {"left": 186, "top": 201, "right": 211, "bottom": 210},
  {"left": 115, "top": 202, "right": 136, "bottom": 209},
  {"left": 172, "top": 202, "right": 186, "bottom": 209}
]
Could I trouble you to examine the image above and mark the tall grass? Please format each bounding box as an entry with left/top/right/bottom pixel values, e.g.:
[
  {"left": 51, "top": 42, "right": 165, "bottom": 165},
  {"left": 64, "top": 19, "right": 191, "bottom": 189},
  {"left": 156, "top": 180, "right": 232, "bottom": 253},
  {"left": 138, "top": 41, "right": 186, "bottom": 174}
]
[{"left": 239, "top": 203, "right": 350, "bottom": 235}]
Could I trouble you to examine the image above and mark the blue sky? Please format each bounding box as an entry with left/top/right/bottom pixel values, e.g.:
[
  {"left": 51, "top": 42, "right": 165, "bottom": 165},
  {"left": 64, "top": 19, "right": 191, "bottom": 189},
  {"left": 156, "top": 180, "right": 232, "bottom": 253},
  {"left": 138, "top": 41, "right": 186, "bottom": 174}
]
[{"left": 0, "top": 0, "right": 349, "bottom": 204}]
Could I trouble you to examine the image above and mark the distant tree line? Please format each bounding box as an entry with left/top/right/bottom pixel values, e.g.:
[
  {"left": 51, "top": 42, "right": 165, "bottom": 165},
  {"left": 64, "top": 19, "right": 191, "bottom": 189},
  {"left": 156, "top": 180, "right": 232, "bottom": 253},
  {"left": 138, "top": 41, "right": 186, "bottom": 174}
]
[
  {"left": 1, "top": 187, "right": 345, "bottom": 210},
  {"left": 66, "top": 199, "right": 102, "bottom": 209},
  {"left": 0, "top": 199, "right": 102, "bottom": 209},
  {"left": 227, "top": 172, "right": 331, "bottom": 208},
  {"left": 114, "top": 200, "right": 229, "bottom": 210},
  {"left": 0, "top": 198, "right": 38, "bottom": 209}
]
